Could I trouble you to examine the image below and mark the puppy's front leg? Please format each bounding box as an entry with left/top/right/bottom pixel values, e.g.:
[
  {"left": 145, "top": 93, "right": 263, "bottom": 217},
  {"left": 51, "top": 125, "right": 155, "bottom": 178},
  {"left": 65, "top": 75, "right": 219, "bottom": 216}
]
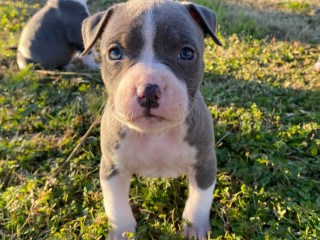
[
  {"left": 100, "top": 164, "right": 136, "bottom": 240},
  {"left": 182, "top": 171, "right": 216, "bottom": 240}
]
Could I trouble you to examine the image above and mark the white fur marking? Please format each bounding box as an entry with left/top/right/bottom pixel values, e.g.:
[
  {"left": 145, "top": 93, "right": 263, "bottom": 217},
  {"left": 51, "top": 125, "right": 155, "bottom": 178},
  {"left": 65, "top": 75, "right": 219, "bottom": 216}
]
[
  {"left": 80, "top": 50, "right": 100, "bottom": 70},
  {"left": 140, "top": 10, "right": 155, "bottom": 64},
  {"left": 18, "top": 29, "right": 32, "bottom": 60},
  {"left": 115, "top": 123, "right": 197, "bottom": 178},
  {"left": 101, "top": 171, "right": 136, "bottom": 235},
  {"left": 183, "top": 176, "right": 216, "bottom": 238}
]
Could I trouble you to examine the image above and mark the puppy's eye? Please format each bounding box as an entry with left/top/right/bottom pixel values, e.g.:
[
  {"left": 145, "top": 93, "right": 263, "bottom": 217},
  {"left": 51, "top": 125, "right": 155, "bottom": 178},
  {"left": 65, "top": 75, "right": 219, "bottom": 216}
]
[
  {"left": 179, "top": 47, "right": 195, "bottom": 60},
  {"left": 108, "top": 47, "right": 124, "bottom": 60}
]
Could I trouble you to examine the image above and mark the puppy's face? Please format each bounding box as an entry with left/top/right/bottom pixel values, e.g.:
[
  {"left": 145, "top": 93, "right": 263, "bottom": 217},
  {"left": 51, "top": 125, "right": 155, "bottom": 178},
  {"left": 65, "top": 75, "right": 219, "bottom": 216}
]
[
  {"left": 102, "top": 2, "right": 205, "bottom": 133},
  {"left": 81, "top": 0, "right": 221, "bottom": 133}
]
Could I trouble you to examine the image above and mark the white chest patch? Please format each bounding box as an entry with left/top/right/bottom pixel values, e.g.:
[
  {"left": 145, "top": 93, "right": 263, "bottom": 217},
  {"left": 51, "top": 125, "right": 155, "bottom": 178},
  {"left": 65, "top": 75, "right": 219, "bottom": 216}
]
[{"left": 114, "top": 123, "right": 197, "bottom": 178}]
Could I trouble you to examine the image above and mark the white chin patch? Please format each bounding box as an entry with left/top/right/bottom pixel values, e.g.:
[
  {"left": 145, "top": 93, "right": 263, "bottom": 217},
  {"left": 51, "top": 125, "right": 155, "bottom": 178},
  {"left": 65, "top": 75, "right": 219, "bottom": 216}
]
[{"left": 125, "top": 116, "right": 183, "bottom": 133}]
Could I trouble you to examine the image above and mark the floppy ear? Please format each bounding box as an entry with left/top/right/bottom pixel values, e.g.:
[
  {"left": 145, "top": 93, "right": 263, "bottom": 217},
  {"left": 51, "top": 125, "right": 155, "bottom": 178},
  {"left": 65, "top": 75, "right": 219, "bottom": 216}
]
[
  {"left": 182, "top": 2, "right": 222, "bottom": 46},
  {"left": 81, "top": 5, "right": 120, "bottom": 56}
]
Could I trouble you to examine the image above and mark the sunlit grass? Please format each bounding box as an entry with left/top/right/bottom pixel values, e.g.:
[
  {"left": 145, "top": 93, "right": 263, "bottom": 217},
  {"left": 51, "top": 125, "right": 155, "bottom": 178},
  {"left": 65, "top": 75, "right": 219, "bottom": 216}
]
[{"left": 0, "top": 0, "right": 319, "bottom": 239}]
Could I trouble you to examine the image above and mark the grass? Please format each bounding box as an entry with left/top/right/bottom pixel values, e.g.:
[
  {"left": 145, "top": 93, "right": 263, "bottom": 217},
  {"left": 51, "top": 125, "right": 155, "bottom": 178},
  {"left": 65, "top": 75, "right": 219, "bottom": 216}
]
[{"left": 0, "top": 0, "right": 319, "bottom": 239}]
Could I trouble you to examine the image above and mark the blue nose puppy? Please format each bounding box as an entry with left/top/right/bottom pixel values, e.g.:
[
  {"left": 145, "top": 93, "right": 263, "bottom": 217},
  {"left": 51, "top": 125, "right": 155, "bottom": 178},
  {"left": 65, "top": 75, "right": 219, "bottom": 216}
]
[{"left": 81, "top": 0, "right": 221, "bottom": 239}]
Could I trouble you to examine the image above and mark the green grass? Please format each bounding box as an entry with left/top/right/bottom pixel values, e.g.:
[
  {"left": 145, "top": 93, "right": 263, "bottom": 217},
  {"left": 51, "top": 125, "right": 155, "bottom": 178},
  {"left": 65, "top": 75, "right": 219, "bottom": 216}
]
[{"left": 1, "top": 0, "right": 319, "bottom": 239}]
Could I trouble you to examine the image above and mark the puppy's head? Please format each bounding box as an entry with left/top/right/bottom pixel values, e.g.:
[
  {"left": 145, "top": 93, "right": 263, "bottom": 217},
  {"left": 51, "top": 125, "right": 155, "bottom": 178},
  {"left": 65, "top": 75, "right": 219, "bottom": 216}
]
[{"left": 81, "top": 0, "right": 221, "bottom": 133}]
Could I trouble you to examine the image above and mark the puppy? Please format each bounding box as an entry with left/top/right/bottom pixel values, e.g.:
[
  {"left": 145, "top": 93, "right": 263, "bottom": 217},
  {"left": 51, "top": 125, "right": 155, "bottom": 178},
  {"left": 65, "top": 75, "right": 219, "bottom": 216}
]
[
  {"left": 81, "top": 0, "right": 222, "bottom": 239},
  {"left": 17, "top": 0, "right": 99, "bottom": 70}
]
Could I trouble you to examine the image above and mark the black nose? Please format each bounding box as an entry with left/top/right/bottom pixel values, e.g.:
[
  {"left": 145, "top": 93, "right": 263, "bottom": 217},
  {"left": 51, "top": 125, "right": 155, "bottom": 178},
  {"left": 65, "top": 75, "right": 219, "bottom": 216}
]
[{"left": 137, "top": 84, "right": 161, "bottom": 109}]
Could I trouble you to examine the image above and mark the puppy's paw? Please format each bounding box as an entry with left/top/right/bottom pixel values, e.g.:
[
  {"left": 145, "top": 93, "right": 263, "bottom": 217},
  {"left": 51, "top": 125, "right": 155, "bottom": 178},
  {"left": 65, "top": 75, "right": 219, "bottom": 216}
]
[
  {"left": 182, "top": 222, "right": 211, "bottom": 240},
  {"left": 87, "top": 62, "right": 100, "bottom": 70},
  {"left": 107, "top": 224, "right": 136, "bottom": 240},
  {"left": 79, "top": 52, "right": 100, "bottom": 70},
  {"left": 107, "top": 231, "right": 135, "bottom": 240},
  {"left": 65, "top": 63, "right": 75, "bottom": 71}
]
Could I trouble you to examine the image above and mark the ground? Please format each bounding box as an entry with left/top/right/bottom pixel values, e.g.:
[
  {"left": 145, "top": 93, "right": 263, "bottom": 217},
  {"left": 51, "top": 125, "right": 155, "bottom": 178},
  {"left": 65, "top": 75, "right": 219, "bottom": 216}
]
[{"left": 0, "top": 0, "right": 319, "bottom": 239}]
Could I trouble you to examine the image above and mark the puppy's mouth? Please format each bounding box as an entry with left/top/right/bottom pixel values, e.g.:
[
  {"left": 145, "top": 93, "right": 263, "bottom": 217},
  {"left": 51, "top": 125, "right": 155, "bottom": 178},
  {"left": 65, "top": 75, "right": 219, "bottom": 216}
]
[
  {"left": 114, "top": 111, "right": 166, "bottom": 123},
  {"left": 143, "top": 109, "right": 163, "bottom": 119},
  {"left": 134, "top": 113, "right": 165, "bottom": 122},
  {"left": 113, "top": 108, "right": 187, "bottom": 133}
]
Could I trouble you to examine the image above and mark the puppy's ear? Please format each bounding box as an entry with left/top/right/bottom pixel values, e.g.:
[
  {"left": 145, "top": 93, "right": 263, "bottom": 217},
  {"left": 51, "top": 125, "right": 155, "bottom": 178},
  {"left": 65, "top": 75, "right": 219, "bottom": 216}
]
[
  {"left": 182, "top": 3, "right": 222, "bottom": 46},
  {"left": 81, "top": 5, "right": 121, "bottom": 56}
]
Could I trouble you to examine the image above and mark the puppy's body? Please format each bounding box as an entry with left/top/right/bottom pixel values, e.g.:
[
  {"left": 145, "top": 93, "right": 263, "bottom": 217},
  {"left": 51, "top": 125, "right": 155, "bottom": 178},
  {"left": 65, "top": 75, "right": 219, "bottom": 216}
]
[
  {"left": 17, "top": 0, "right": 98, "bottom": 70},
  {"left": 81, "top": 0, "right": 221, "bottom": 239}
]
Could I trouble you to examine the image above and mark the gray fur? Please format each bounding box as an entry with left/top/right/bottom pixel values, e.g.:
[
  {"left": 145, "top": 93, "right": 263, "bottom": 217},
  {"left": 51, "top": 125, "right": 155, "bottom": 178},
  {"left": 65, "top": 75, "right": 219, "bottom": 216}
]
[
  {"left": 184, "top": 92, "right": 217, "bottom": 189},
  {"left": 99, "top": 103, "right": 123, "bottom": 179},
  {"left": 182, "top": 2, "right": 222, "bottom": 46}
]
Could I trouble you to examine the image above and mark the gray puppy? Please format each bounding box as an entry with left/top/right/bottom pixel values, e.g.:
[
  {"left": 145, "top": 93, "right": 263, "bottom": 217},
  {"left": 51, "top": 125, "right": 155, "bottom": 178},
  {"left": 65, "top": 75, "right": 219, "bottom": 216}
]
[
  {"left": 17, "top": 0, "right": 98, "bottom": 70},
  {"left": 81, "top": 0, "right": 221, "bottom": 239}
]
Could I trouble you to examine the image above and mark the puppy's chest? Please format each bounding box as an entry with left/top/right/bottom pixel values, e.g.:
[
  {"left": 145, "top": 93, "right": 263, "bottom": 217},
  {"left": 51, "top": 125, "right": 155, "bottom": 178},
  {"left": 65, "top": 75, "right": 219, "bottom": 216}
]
[{"left": 114, "top": 125, "right": 197, "bottom": 178}]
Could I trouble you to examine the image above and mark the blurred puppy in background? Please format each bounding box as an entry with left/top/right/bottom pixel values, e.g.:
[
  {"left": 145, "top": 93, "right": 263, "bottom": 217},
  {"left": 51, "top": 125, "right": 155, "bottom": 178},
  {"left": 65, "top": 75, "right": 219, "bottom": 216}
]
[{"left": 17, "top": 0, "right": 99, "bottom": 70}]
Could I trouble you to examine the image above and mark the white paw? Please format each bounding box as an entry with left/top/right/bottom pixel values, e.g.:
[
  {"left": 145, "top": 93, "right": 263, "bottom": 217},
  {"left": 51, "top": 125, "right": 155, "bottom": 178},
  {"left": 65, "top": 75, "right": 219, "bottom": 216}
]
[
  {"left": 65, "top": 63, "right": 75, "bottom": 71},
  {"left": 79, "top": 53, "right": 100, "bottom": 70},
  {"left": 86, "top": 62, "right": 100, "bottom": 70},
  {"left": 182, "top": 222, "right": 211, "bottom": 240},
  {"left": 107, "top": 229, "right": 135, "bottom": 240},
  {"left": 314, "top": 61, "right": 320, "bottom": 71},
  {"left": 106, "top": 221, "right": 136, "bottom": 240}
]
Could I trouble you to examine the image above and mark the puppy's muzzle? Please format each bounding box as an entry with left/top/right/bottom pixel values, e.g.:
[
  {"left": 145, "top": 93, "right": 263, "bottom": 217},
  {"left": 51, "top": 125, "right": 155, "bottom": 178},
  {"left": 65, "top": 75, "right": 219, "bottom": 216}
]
[{"left": 137, "top": 84, "right": 162, "bottom": 109}]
